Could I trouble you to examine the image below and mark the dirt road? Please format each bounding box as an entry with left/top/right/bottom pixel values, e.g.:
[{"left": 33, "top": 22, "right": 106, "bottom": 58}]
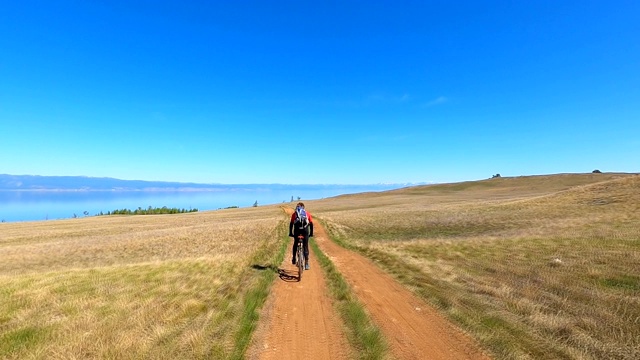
[
  {"left": 249, "top": 214, "right": 490, "bottom": 359},
  {"left": 248, "top": 225, "right": 351, "bottom": 360}
]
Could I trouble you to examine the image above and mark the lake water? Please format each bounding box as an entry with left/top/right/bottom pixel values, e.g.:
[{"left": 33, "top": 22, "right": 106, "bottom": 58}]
[{"left": 0, "top": 185, "right": 401, "bottom": 223}]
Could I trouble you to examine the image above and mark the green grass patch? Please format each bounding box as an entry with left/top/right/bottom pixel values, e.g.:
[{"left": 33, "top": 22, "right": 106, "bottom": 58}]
[
  {"left": 599, "top": 274, "right": 640, "bottom": 291},
  {"left": 0, "top": 326, "right": 48, "bottom": 358}
]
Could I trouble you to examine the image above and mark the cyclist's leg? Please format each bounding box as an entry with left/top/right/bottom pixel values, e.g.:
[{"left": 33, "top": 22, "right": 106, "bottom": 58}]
[
  {"left": 303, "top": 233, "right": 310, "bottom": 262},
  {"left": 292, "top": 236, "right": 298, "bottom": 263}
]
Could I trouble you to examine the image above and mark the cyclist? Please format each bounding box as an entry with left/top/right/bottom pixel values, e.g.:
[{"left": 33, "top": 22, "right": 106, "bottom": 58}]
[{"left": 289, "top": 202, "right": 314, "bottom": 270}]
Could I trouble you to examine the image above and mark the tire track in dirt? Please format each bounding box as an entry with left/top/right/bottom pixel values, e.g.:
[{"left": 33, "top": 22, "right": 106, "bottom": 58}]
[
  {"left": 313, "top": 221, "right": 492, "bottom": 360},
  {"left": 247, "top": 213, "right": 351, "bottom": 359}
]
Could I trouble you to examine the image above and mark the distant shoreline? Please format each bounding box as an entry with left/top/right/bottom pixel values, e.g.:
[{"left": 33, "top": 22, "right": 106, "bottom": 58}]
[
  {"left": 0, "top": 174, "right": 417, "bottom": 192},
  {"left": 0, "top": 188, "right": 258, "bottom": 192}
]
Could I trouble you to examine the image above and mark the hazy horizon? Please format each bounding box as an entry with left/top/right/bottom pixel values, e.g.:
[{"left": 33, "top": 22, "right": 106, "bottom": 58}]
[{"left": 0, "top": 173, "right": 430, "bottom": 188}]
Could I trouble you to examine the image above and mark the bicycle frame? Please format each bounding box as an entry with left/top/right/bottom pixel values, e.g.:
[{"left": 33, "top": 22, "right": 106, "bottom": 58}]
[{"left": 296, "top": 234, "right": 305, "bottom": 281}]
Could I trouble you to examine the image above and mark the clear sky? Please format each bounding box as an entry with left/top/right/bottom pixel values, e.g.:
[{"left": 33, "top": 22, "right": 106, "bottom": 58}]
[{"left": 1, "top": 1, "right": 638, "bottom": 184}]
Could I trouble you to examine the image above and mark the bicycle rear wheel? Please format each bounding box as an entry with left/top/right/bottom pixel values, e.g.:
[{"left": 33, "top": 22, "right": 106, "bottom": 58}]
[{"left": 297, "top": 242, "right": 304, "bottom": 281}]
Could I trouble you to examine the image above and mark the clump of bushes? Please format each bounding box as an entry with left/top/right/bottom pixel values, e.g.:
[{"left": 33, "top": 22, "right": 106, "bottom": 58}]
[{"left": 103, "top": 206, "right": 198, "bottom": 215}]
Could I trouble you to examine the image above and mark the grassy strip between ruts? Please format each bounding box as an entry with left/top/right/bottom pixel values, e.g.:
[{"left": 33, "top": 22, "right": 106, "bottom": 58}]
[
  {"left": 230, "top": 221, "right": 290, "bottom": 360},
  {"left": 309, "top": 236, "right": 388, "bottom": 360}
]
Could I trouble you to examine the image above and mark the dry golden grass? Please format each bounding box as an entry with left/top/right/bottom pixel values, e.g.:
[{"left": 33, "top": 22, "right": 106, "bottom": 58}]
[
  {"left": 0, "top": 206, "right": 287, "bottom": 359},
  {"left": 3, "top": 173, "right": 637, "bottom": 359},
  {"left": 310, "top": 173, "right": 640, "bottom": 359}
]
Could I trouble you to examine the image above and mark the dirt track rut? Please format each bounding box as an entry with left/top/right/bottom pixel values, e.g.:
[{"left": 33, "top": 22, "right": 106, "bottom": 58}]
[
  {"left": 249, "top": 214, "right": 490, "bottom": 359},
  {"left": 248, "top": 227, "right": 350, "bottom": 359}
]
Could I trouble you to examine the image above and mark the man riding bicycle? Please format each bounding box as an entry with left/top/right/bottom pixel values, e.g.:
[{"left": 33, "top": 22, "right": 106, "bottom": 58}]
[{"left": 289, "top": 202, "right": 314, "bottom": 270}]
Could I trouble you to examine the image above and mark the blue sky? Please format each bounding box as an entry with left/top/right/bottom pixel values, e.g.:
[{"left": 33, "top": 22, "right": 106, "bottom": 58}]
[{"left": 1, "top": 1, "right": 638, "bottom": 184}]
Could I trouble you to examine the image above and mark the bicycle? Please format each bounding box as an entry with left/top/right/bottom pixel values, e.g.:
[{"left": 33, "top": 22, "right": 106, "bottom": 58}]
[{"left": 295, "top": 234, "right": 305, "bottom": 281}]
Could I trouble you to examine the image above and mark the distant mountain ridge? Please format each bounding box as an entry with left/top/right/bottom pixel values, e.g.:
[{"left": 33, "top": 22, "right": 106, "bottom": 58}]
[
  {"left": 0, "top": 174, "right": 209, "bottom": 191},
  {"left": 0, "top": 174, "right": 418, "bottom": 191}
]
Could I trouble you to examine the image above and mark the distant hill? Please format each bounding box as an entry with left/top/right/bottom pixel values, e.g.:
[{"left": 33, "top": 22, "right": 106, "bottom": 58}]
[
  {"left": 0, "top": 174, "right": 209, "bottom": 191},
  {"left": 0, "top": 174, "right": 413, "bottom": 192},
  {"left": 391, "top": 172, "right": 638, "bottom": 196}
]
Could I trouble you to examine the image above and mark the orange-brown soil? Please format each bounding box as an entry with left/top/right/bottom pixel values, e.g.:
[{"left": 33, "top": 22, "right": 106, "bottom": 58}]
[{"left": 249, "top": 214, "right": 491, "bottom": 360}]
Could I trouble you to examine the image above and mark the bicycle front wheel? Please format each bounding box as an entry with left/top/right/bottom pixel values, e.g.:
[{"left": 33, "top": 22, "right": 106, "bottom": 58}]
[{"left": 297, "top": 247, "right": 304, "bottom": 281}]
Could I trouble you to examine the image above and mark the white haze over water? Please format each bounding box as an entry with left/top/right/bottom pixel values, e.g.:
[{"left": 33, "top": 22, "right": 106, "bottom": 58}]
[{"left": 0, "top": 185, "right": 403, "bottom": 222}]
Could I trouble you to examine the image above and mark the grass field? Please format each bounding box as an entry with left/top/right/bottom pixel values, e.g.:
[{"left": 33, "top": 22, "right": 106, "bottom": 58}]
[
  {"left": 0, "top": 207, "right": 287, "bottom": 359},
  {"left": 310, "top": 173, "right": 640, "bottom": 359},
  {"left": 2, "top": 173, "right": 638, "bottom": 359}
]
